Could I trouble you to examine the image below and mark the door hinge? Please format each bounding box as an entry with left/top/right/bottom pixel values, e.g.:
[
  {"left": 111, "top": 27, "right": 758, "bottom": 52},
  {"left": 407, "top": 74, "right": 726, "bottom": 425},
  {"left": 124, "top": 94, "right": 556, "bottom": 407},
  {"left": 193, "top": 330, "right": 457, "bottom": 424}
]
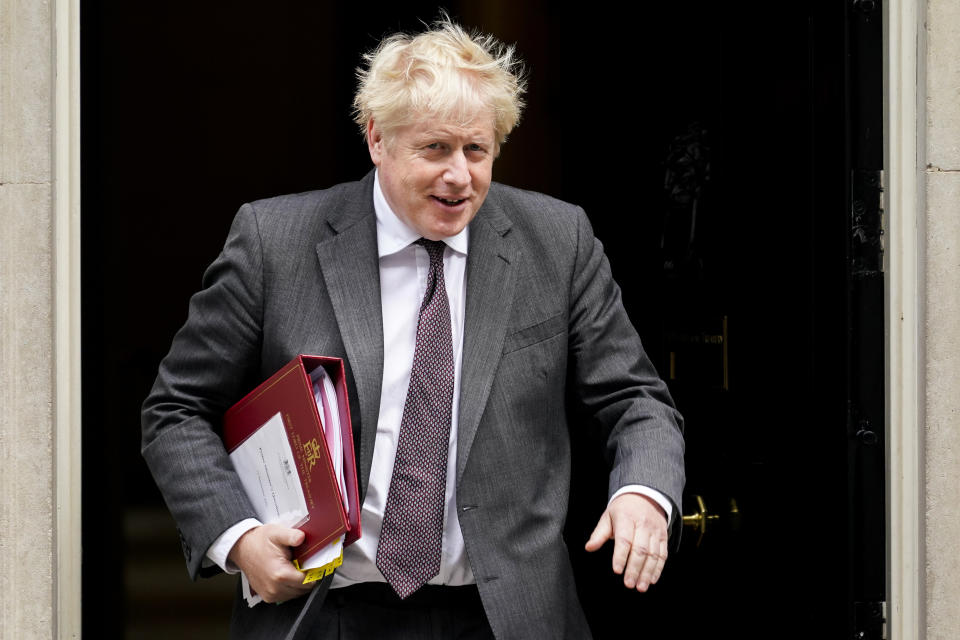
[
  {"left": 854, "top": 600, "right": 887, "bottom": 639},
  {"left": 850, "top": 169, "right": 884, "bottom": 278}
]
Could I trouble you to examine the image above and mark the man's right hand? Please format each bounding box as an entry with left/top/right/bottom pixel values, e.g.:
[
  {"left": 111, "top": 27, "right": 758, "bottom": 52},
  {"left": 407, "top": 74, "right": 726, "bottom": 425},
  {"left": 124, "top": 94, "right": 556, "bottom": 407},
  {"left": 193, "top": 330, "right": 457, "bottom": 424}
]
[{"left": 227, "top": 524, "right": 315, "bottom": 603}]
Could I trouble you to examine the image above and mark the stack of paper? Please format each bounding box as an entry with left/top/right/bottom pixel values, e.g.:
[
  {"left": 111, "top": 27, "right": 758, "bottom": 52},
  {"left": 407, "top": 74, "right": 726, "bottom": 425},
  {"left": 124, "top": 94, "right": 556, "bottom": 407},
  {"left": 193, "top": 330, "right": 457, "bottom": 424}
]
[{"left": 292, "top": 365, "right": 349, "bottom": 582}]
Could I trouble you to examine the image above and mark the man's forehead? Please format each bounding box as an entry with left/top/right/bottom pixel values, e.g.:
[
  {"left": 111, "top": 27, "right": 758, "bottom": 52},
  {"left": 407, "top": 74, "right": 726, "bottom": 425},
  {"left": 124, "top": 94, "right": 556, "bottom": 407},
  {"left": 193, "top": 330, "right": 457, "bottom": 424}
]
[{"left": 406, "top": 116, "right": 495, "bottom": 141}]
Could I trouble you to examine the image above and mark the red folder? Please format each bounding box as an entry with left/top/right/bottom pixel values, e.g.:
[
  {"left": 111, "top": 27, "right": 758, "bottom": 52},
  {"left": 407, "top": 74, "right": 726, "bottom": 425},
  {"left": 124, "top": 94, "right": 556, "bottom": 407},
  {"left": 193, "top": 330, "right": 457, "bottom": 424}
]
[{"left": 223, "top": 355, "right": 361, "bottom": 566}]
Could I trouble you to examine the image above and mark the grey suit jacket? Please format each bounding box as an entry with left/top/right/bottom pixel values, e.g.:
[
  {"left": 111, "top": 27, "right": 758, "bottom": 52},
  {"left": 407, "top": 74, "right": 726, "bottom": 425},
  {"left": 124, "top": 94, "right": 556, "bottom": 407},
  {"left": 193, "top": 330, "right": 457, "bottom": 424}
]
[{"left": 142, "top": 170, "right": 685, "bottom": 639}]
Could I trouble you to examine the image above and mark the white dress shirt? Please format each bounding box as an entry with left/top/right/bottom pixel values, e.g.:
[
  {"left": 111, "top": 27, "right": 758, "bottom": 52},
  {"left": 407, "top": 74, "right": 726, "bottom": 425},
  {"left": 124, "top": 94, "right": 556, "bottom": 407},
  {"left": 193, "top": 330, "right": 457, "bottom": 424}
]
[
  {"left": 330, "top": 170, "right": 473, "bottom": 587},
  {"left": 204, "top": 171, "right": 672, "bottom": 577}
]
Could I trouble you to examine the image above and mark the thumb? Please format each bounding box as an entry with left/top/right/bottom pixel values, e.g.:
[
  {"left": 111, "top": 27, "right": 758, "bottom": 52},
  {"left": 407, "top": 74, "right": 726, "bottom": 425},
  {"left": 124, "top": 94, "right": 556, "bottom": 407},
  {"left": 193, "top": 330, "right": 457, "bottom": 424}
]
[
  {"left": 585, "top": 510, "right": 612, "bottom": 552},
  {"left": 269, "top": 526, "right": 305, "bottom": 548}
]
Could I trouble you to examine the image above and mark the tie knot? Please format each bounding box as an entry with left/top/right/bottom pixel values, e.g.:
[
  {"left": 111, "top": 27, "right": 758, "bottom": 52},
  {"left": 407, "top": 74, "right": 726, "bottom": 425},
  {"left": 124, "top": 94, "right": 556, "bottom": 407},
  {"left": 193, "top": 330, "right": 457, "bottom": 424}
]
[{"left": 417, "top": 239, "right": 446, "bottom": 266}]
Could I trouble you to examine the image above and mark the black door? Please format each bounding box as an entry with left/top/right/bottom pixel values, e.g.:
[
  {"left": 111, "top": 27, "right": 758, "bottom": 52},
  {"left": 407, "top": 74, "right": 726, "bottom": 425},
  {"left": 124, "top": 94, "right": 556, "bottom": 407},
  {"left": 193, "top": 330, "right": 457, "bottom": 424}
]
[{"left": 565, "top": 2, "right": 886, "bottom": 638}]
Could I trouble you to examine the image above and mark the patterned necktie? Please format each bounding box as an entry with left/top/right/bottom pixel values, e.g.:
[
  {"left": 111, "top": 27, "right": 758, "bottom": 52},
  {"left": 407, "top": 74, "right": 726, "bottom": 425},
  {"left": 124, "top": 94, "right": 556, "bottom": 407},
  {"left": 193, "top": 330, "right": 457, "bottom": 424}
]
[{"left": 376, "top": 239, "right": 455, "bottom": 599}]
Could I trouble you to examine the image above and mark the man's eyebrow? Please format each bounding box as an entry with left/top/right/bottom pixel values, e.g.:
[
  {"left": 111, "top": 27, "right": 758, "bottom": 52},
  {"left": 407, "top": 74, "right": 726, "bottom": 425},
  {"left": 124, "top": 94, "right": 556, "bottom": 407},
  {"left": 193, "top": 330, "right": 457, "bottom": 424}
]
[{"left": 412, "top": 130, "right": 447, "bottom": 142}]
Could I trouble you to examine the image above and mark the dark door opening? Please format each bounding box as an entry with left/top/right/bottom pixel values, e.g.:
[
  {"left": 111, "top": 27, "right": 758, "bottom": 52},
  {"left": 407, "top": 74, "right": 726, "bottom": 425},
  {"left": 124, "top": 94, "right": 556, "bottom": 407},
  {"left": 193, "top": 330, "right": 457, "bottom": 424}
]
[{"left": 81, "top": 2, "right": 885, "bottom": 638}]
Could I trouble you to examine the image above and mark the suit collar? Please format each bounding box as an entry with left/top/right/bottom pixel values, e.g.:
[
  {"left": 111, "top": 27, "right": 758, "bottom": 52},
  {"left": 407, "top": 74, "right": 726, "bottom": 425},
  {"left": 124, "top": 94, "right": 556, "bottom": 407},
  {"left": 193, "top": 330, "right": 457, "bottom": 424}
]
[
  {"left": 315, "top": 170, "right": 383, "bottom": 497},
  {"left": 324, "top": 170, "right": 378, "bottom": 236},
  {"left": 472, "top": 185, "right": 513, "bottom": 235},
  {"left": 455, "top": 189, "right": 518, "bottom": 481}
]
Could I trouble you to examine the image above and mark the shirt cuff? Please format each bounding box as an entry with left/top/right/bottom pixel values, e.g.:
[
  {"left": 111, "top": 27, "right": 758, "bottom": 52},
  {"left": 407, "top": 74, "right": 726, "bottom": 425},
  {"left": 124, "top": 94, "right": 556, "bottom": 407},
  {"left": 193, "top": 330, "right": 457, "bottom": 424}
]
[
  {"left": 204, "top": 518, "right": 262, "bottom": 574},
  {"left": 610, "top": 485, "right": 673, "bottom": 524}
]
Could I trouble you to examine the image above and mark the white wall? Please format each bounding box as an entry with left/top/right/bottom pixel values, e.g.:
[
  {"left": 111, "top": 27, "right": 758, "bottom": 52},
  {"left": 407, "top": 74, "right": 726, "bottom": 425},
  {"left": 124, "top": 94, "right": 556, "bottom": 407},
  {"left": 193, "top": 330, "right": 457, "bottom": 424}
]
[
  {"left": 924, "top": 1, "right": 960, "bottom": 637},
  {"left": 0, "top": 0, "right": 56, "bottom": 636}
]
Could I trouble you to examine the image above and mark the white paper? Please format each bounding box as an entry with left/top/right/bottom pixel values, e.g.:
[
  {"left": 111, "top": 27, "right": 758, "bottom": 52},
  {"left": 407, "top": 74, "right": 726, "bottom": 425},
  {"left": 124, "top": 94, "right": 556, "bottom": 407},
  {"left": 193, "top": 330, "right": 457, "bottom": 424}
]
[
  {"left": 298, "top": 534, "right": 345, "bottom": 570},
  {"left": 295, "top": 366, "right": 349, "bottom": 574},
  {"left": 311, "top": 366, "right": 347, "bottom": 515},
  {"left": 228, "top": 412, "right": 309, "bottom": 527},
  {"left": 229, "top": 412, "right": 310, "bottom": 608}
]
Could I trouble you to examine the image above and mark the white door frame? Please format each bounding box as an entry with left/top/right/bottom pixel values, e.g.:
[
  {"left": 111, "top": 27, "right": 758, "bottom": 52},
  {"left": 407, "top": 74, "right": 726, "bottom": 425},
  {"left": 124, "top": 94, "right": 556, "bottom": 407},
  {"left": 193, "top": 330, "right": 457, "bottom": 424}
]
[
  {"left": 50, "top": 0, "right": 924, "bottom": 637},
  {"left": 54, "top": 0, "right": 82, "bottom": 636},
  {"left": 886, "top": 0, "right": 924, "bottom": 637}
]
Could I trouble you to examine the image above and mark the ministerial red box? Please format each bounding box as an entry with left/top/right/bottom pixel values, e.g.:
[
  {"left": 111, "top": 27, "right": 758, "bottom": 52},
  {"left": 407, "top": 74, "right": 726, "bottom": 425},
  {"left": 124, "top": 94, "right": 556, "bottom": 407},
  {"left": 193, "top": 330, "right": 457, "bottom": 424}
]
[{"left": 223, "top": 355, "right": 361, "bottom": 565}]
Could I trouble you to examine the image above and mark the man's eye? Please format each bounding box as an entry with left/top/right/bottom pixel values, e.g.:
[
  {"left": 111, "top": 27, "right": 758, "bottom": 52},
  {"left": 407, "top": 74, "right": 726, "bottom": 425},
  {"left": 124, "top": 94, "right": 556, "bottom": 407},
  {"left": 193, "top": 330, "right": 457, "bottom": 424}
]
[
  {"left": 467, "top": 144, "right": 484, "bottom": 152},
  {"left": 425, "top": 143, "right": 441, "bottom": 150}
]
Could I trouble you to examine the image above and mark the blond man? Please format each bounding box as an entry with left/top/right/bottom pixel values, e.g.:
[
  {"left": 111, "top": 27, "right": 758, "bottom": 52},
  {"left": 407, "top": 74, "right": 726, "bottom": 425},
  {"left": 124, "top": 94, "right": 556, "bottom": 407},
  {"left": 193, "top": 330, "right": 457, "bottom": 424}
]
[{"left": 143, "top": 17, "right": 684, "bottom": 640}]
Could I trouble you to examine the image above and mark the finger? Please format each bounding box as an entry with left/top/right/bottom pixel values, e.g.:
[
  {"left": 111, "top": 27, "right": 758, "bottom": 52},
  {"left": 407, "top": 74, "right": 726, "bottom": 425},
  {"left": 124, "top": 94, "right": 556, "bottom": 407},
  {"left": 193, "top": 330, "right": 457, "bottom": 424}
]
[
  {"left": 585, "top": 512, "right": 613, "bottom": 552},
  {"left": 633, "top": 525, "right": 659, "bottom": 591},
  {"left": 257, "top": 560, "right": 315, "bottom": 602},
  {"left": 636, "top": 536, "right": 668, "bottom": 592},
  {"left": 263, "top": 580, "right": 314, "bottom": 604},
  {"left": 610, "top": 527, "right": 633, "bottom": 576},
  {"left": 280, "top": 577, "right": 315, "bottom": 597},
  {"left": 650, "top": 538, "right": 668, "bottom": 585},
  {"left": 634, "top": 541, "right": 656, "bottom": 591},
  {"left": 622, "top": 533, "right": 651, "bottom": 589}
]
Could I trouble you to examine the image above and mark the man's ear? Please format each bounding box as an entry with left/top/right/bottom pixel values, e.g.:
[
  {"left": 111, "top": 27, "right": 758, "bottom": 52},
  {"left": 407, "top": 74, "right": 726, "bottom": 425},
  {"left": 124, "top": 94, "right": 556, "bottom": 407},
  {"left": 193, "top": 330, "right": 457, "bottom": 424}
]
[{"left": 367, "top": 120, "right": 384, "bottom": 165}]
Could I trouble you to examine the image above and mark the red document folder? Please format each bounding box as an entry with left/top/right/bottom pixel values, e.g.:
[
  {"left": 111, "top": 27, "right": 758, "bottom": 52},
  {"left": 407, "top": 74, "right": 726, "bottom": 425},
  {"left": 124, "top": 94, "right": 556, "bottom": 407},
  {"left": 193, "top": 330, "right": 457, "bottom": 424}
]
[{"left": 223, "top": 355, "right": 361, "bottom": 566}]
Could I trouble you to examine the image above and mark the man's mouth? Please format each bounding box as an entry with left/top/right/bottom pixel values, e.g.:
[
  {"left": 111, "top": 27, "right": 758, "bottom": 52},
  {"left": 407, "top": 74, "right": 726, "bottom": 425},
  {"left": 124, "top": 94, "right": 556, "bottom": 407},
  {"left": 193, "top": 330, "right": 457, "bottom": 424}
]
[{"left": 432, "top": 195, "right": 467, "bottom": 206}]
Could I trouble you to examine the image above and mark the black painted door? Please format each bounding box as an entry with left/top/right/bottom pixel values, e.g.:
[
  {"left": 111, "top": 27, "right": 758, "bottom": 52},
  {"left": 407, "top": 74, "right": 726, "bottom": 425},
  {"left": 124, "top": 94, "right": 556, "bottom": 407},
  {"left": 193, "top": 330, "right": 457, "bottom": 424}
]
[{"left": 566, "top": 3, "right": 885, "bottom": 638}]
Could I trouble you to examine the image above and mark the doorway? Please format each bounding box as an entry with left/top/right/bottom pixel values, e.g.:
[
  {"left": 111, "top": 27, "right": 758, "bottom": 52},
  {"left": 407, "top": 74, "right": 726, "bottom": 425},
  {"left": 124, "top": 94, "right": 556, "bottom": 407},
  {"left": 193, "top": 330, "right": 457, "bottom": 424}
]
[{"left": 80, "top": 2, "right": 885, "bottom": 637}]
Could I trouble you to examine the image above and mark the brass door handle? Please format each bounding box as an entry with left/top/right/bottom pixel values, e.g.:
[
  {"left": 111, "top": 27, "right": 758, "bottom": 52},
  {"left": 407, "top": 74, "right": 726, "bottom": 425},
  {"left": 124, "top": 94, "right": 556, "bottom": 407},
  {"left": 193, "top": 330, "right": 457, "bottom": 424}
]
[
  {"left": 682, "top": 495, "right": 718, "bottom": 547},
  {"left": 682, "top": 495, "right": 739, "bottom": 547}
]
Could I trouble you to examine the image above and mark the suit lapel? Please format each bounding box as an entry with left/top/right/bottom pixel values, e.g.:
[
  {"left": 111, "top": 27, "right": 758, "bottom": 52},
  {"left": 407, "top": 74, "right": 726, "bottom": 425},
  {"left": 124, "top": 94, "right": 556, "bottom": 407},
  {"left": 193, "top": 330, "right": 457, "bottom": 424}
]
[
  {"left": 315, "top": 173, "right": 383, "bottom": 497},
  {"left": 314, "top": 177, "right": 517, "bottom": 492},
  {"left": 456, "top": 195, "right": 517, "bottom": 482}
]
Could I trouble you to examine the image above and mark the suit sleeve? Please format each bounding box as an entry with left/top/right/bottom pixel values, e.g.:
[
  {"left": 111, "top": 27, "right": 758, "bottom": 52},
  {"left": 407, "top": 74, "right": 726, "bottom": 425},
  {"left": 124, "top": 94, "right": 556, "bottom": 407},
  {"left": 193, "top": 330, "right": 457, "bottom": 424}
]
[
  {"left": 566, "top": 207, "right": 686, "bottom": 542},
  {"left": 141, "top": 203, "right": 265, "bottom": 579}
]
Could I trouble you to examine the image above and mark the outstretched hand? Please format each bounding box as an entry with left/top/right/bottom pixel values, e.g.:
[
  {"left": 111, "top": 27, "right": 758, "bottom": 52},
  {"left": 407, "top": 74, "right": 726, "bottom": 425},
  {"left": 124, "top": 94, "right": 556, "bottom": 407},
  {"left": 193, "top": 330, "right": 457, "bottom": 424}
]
[
  {"left": 227, "top": 523, "right": 315, "bottom": 603},
  {"left": 585, "top": 493, "right": 668, "bottom": 592}
]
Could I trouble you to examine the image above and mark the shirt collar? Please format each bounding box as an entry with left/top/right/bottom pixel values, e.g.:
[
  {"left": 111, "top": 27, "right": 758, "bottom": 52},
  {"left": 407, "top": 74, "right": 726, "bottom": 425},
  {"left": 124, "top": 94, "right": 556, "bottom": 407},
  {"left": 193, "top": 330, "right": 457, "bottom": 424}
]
[{"left": 373, "top": 169, "right": 469, "bottom": 258}]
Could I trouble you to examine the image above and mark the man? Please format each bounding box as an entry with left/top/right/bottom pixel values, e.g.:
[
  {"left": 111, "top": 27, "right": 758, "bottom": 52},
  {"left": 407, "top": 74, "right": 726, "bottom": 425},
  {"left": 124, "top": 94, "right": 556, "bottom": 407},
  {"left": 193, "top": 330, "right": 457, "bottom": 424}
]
[{"left": 142, "top": 17, "right": 684, "bottom": 639}]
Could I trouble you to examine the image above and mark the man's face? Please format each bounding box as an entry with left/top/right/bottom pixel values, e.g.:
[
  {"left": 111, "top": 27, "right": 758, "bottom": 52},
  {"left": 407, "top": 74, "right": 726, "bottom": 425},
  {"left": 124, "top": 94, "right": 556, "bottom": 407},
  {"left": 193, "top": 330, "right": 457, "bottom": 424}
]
[{"left": 368, "top": 115, "right": 496, "bottom": 240}]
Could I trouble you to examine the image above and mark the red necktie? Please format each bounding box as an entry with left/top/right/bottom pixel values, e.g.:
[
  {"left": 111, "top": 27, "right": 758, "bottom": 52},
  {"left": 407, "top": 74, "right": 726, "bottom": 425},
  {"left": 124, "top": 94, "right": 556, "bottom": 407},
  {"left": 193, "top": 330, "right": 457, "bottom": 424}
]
[{"left": 376, "top": 239, "right": 455, "bottom": 599}]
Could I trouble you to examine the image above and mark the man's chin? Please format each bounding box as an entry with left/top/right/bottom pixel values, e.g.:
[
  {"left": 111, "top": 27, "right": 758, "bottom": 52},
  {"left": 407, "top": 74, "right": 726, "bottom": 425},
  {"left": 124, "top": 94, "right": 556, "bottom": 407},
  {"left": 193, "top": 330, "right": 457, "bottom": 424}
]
[{"left": 420, "top": 214, "right": 476, "bottom": 240}]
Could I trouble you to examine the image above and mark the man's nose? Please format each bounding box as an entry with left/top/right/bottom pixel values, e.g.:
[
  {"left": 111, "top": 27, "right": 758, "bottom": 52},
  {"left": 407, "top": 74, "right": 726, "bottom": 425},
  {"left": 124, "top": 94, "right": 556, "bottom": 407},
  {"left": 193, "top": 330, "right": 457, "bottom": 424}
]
[{"left": 443, "top": 152, "right": 470, "bottom": 187}]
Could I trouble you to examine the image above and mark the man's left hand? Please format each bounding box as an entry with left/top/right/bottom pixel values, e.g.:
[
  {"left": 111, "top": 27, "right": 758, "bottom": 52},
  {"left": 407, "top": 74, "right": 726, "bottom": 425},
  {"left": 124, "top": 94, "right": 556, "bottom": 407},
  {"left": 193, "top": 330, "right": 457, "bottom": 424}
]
[{"left": 585, "top": 493, "right": 668, "bottom": 592}]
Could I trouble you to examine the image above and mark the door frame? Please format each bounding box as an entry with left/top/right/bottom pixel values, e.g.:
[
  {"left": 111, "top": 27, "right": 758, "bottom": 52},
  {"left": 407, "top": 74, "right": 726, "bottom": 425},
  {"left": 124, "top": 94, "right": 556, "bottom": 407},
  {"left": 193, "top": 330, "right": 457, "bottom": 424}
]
[
  {"left": 52, "top": 0, "right": 923, "bottom": 636},
  {"left": 54, "top": 0, "right": 82, "bottom": 636},
  {"left": 885, "top": 0, "right": 924, "bottom": 637}
]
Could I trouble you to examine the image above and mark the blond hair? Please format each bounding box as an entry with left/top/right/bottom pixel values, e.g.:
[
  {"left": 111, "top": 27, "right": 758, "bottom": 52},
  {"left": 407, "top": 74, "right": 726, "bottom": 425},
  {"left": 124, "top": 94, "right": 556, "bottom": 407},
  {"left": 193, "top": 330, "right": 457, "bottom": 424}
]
[{"left": 353, "top": 16, "right": 526, "bottom": 146}]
